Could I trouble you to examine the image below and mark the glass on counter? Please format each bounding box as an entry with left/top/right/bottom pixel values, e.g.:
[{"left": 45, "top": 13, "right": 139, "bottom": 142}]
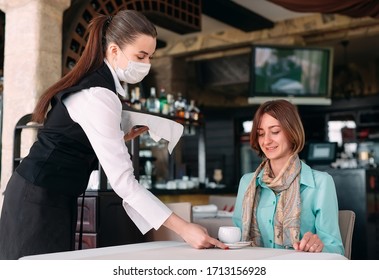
[{"left": 155, "top": 176, "right": 200, "bottom": 190}]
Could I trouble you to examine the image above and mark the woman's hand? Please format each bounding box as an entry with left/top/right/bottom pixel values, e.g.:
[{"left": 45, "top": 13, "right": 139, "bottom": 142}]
[
  {"left": 293, "top": 232, "right": 324, "bottom": 253},
  {"left": 163, "top": 213, "right": 228, "bottom": 249},
  {"left": 124, "top": 126, "right": 149, "bottom": 141}
]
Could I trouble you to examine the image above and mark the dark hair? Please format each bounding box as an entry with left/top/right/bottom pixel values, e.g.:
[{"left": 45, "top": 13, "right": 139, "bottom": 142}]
[
  {"left": 250, "top": 99, "right": 305, "bottom": 158},
  {"left": 32, "top": 10, "right": 157, "bottom": 123}
]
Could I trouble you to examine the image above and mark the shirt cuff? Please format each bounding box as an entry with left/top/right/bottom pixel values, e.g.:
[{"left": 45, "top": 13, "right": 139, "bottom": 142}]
[{"left": 122, "top": 191, "right": 172, "bottom": 234}]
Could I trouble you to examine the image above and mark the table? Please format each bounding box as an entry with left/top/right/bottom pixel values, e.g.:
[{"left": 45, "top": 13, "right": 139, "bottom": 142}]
[
  {"left": 193, "top": 216, "right": 234, "bottom": 238},
  {"left": 20, "top": 241, "right": 347, "bottom": 260}
]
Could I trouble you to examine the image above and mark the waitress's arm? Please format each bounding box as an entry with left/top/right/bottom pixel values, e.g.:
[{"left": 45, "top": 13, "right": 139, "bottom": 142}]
[{"left": 163, "top": 212, "right": 227, "bottom": 249}]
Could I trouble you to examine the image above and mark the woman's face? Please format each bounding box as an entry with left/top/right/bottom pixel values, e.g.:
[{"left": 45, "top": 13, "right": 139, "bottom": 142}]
[
  {"left": 257, "top": 113, "right": 292, "bottom": 164},
  {"left": 115, "top": 34, "right": 156, "bottom": 68}
]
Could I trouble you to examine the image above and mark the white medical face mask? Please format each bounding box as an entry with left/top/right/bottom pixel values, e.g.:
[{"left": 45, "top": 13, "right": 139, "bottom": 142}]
[{"left": 115, "top": 51, "right": 151, "bottom": 84}]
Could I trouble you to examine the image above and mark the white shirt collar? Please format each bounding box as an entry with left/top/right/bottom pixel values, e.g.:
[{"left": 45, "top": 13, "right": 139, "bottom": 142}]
[{"left": 104, "top": 59, "right": 126, "bottom": 97}]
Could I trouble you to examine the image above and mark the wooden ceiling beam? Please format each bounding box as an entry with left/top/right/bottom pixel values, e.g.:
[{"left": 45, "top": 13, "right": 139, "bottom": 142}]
[
  {"left": 303, "top": 22, "right": 379, "bottom": 44},
  {"left": 155, "top": 14, "right": 379, "bottom": 57}
]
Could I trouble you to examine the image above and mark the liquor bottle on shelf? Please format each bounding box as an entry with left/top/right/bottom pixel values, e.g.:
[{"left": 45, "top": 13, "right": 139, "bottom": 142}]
[
  {"left": 120, "top": 82, "right": 131, "bottom": 107},
  {"left": 159, "top": 88, "right": 169, "bottom": 115},
  {"left": 166, "top": 93, "right": 175, "bottom": 116},
  {"left": 131, "top": 87, "right": 142, "bottom": 110},
  {"left": 188, "top": 99, "right": 200, "bottom": 121},
  {"left": 138, "top": 86, "right": 147, "bottom": 111},
  {"left": 146, "top": 87, "right": 160, "bottom": 113},
  {"left": 174, "top": 92, "right": 186, "bottom": 119},
  {"left": 130, "top": 88, "right": 136, "bottom": 107}
]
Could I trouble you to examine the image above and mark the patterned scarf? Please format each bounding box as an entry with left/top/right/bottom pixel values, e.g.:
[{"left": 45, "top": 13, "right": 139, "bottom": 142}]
[{"left": 241, "top": 154, "right": 301, "bottom": 248}]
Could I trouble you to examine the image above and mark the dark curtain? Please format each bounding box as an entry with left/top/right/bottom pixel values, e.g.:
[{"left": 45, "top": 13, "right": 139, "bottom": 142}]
[{"left": 269, "top": 0, "right": 379, "bottom": 18}]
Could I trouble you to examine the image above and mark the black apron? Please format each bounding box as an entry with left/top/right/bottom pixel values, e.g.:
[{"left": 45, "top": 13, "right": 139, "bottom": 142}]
[{"left": 0, "top": 172, "right": 77, "bottom": 259}]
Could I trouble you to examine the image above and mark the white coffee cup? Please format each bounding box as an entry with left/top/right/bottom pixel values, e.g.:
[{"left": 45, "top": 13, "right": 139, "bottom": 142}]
[{"left": 218, "top": 226, "right": 241, "bottom": 244}]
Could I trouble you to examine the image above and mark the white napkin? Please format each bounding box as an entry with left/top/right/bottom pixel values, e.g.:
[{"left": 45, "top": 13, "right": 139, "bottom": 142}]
[
  {"left": 121, "top": 110, "right": 184, "bottom": 154},
  {"left": 192, "top": 204, "right": 218, "bottom": 213}
]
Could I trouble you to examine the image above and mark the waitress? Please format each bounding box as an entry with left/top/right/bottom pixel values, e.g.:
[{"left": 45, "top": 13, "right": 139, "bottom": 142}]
[{"left": 0, "top": 10, "right": 226, "bottom": 259}]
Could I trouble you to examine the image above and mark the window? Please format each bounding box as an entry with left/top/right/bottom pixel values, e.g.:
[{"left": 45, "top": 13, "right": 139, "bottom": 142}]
[{"left": 328, "top": 120, "right": 356, "bottom": 146}]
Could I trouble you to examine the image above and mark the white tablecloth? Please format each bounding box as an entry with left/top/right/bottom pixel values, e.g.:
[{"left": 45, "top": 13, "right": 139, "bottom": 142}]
[{"left": 20, "top": 241, "right": 347, "bottom": 260}]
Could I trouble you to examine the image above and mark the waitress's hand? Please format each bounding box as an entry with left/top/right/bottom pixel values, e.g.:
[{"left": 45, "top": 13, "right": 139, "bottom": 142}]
[
  {"left": 293, "top": 232, "right": 324, "bottom": 253},
  {"left": 180, "top": 222, "right": 228, "bottom": 249},
  {"left": 163, "top": 213, "right": 228, "bottom": 249},
  {"left": 124, "top": 126, "right": 149, "bottom": 142}
]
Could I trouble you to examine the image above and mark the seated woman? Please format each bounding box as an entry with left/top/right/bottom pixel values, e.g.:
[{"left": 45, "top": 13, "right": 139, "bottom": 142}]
[{"left": 232, "top": 99, "right": 344, "bottom": 254}]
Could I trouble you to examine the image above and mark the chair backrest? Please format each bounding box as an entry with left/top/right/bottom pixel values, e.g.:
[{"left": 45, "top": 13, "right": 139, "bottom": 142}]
[
  {"left": 145, "top": 202, "right": 192, "bottom": 241},
  {"left": 208, "top": 195, "right": 236, "bottom": 211},
  {"left": 338, "top": 210, "right": 356, "bottom": 259}
]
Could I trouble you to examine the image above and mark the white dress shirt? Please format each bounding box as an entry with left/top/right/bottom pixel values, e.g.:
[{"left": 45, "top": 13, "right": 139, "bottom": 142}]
[{"left": 63, "top": 60, "right": 172, "bottom": 234}]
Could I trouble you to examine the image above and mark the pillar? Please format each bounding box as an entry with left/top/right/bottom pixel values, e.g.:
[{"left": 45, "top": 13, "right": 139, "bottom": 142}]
[{"left": 0, "top": 0, "right": 71, "bottom": 210}]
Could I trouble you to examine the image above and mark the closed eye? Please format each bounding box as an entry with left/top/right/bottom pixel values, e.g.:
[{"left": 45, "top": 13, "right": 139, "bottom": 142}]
[{"left": 137, "top": 55, "right": 153, "bottom": 62}]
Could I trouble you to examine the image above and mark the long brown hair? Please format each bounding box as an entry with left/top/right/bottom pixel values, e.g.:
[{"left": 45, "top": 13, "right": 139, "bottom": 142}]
[
  {"left": 32, "top": 9, "right": 157, "bottom": 123},
  {"left": 250, "top": 99, "right": 305, "bottom": 157}
]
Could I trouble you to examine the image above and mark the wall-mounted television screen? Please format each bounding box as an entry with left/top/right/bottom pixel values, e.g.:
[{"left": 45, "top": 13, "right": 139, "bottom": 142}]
[
  {"left": 248, "top": 44, "right": 333, "bottom": 105},
  {"left": 305, "top": 142, "right": 337, "bottom": 165}
]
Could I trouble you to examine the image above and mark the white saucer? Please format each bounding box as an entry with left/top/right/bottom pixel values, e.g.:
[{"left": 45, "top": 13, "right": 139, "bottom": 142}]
[{"left": 225, "top": 241, "right": 251, "bottom": 249}]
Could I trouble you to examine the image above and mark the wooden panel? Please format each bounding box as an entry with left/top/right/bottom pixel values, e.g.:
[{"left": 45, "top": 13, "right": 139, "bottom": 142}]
[
  {"left": 205, "top": 120, "right": 236, "bottom": 188},
  {"left": 195, "top": 54, "right": 250, "bottom": 87},
  {"left": 182, "top": 118, "right": 236, "bottom": 188},
  {"left": 75, "top": 233, "right": 97, "bottom": 250},
  {"left": 325, "top": 168, "right": 379, "bottom": 260},
  {"left": 74, "top": 191, "right": 148, "bottom": 250},
  {"left": 76, "top": 196, "right": 97, "bottom": 233},
  {"left": 96, "top": 194, "right": 145, "bottom": 247}
]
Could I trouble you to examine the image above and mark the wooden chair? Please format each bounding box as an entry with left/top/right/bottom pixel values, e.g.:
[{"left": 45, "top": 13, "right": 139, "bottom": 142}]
[
  {"left": 338, "top": 210, "right": 356, "bottom": 259},
  {"left": 145, "top": 202, "right": 192, "bottom": 241}
]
